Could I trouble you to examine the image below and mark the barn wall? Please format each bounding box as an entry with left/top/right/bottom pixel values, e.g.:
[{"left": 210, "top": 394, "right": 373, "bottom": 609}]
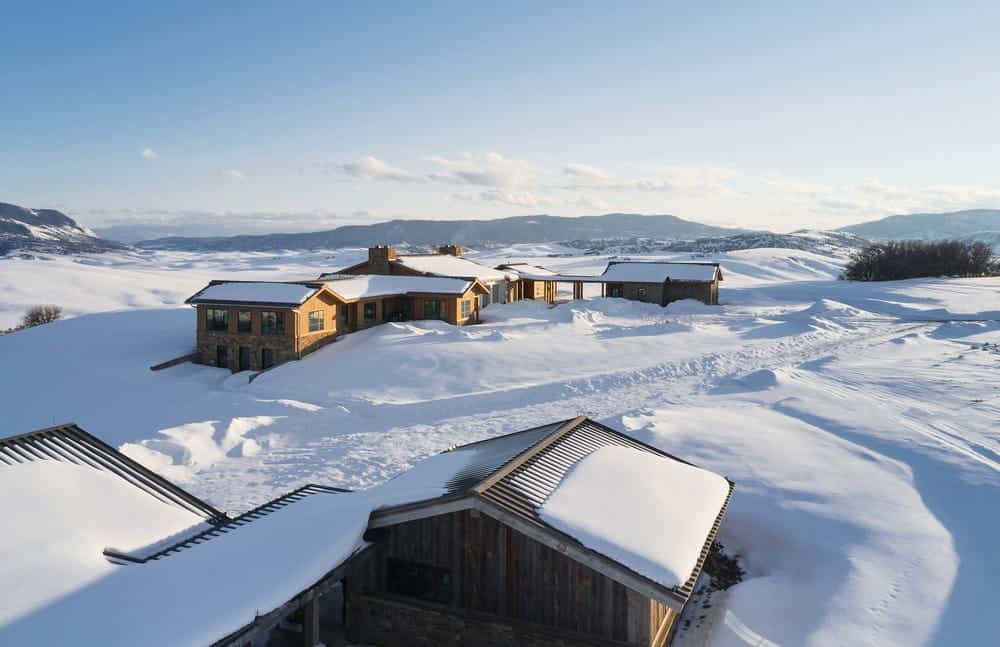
[
  {"left": 346, "top": 509, "right": 652, "bottom": 647},
  {"left": 663, "top": 281, "right": 716, "bottom": 305}
]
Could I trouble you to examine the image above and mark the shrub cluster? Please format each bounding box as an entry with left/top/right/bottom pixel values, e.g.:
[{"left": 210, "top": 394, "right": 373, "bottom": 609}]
[
  {"left": 1, "top": 305, "right": 63, "bottom": 335},
  {"left": 843, "top": 240, "right": 996, "bottom": 281}
]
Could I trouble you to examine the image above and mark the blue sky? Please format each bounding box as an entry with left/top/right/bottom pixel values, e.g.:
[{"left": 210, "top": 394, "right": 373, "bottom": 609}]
[{"left": 2, "top": 1, "right": 999, "bottom": 236}]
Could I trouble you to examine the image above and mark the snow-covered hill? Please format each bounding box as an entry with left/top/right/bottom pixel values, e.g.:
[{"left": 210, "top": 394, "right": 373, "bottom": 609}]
[
  {"left": 1, "top": 244, "right": 998, "bottom": 645},
  {"left": 0, "top": 202, "right": 130, "bottom": 256}
]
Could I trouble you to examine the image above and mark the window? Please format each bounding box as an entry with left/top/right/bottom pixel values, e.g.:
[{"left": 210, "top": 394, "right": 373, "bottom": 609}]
[
  {"left": 261, "top": 348, "right": 274, "bottom": 369},
  {"left": 363, "top": 302, "right": 377, "bottom": 322},
  {"left": 423, "top": 299, "right": 443, "bottom": 320},
  {"left": 386, "top": 558, "right": 452, "bottom": 604},
  {"left": 637, "top": 287, "right": 647, "bottom": 301},
  {"left": 261, "top": 311, "right": 284, "bottom": 335},
  {"left": 206, "top": 308, "right": 228, "bottom": 331},
  {"left": 609, "top": 285, "right": 623, "bottom": 298},
  {"left": 461, "top": 299, "right": 472, "bottom": 319},
  {"left": 237, "top": 311, "right": 252, "bottom": 333},
  {"left": 341, "top": 304, "right": 350, "bottom": 328},
  {"left": 308, "top": 310, "right": 324, "bottom": 332}
]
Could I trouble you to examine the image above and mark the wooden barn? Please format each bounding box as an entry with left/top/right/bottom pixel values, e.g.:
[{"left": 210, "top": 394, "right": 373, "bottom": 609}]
[
  {"left": 344, "top": 416, "right": 734, "bottom": 647},
  {"left": 600, "top": 261, "right": 723, "bottom": 306}
]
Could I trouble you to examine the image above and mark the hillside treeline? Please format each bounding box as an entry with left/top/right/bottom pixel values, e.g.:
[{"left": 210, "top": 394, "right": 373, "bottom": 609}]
[{"left": 843, "top": 240, "right": 996, "bottom": 281}]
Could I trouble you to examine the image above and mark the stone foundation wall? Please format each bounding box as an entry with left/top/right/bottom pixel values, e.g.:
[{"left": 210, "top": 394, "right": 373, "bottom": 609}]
[
  {"left": 196, "top": 331, "right": 298, "bottom": 372},
  {"left": 346, "top": 594, "right": 636, "bottom": 647}
]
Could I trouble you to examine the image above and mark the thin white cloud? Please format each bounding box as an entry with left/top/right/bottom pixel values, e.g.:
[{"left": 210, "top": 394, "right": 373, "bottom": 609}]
[
  {"left": 342, "top": 156, "right": 424, "bottom": 183},
  {"left": 427, "top": 152, "right": 537, "bottom": 188},
  {"left": 477, "top": 189, "right": 542, "bottom": 207},
  {"left": 563, "top": 163, "right": 613, "bottom": 182},
  {"left": 635, "top": 167, "right": 742, "bottom": 195},
  {"left": 223, "top": 169, "right": 245, "bottom": 179},
  {"left": 141, "top": 148, "right": 158, "bottom": 160}
]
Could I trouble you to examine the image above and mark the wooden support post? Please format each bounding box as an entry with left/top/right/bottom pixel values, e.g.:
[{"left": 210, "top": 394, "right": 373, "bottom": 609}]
[{"left": 303, "top": 595, "right": 320, "bottom": 646}]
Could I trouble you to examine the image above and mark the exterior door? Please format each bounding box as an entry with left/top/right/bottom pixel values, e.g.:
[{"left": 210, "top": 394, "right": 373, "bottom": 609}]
[
  {"left": 216, "top": 344, "right": 228, "bottom": 369},
  {"left": 261, "top": 348, "right": 274, "bottom": 370},
  {"left": 238, "top": 346, "right": 251, "bottom": 371}
]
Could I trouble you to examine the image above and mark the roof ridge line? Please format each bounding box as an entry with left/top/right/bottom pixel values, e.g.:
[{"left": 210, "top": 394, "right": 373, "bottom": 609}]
[{"left": 472, "top": 416, "right": 587, "bottom": 495}]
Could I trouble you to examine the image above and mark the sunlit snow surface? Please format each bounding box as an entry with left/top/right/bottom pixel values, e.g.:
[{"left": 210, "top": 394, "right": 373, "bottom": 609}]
[{"left": 2, "top": 242, "right": 999, "bottom": 645}]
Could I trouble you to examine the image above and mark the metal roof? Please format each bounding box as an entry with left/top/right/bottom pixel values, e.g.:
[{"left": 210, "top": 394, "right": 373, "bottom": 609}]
[
  {"left": 0, "top": 423, "right": 225, "bottom": 522},
  {"left": 372, "top": 416, "right": 734, "bottom": 605},
  {"left": 106, "top": 483, "right": 350, "bottom": 564}
]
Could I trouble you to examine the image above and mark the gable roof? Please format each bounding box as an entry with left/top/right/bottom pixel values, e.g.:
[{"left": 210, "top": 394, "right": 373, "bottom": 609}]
[
  {"left": 317, "top": 274, "right": 485, "bottom": 300},
  {"left": 185, "top": 281, "right": 327, "bottom": 308},
  {"left": 601, "top": 261, "right": 722, "bottom": 283},
  {"left": 0, "top": 424, "right": 370, "bottom": 647},
  {"left": 393, "top": 254, "right": 511, "bottom": 282},
  {"left": 369, "top": 417, "right": 733, "bottom": 610},
  {"left": 0, "top": 423, "right": 224, "bottom": 521}
]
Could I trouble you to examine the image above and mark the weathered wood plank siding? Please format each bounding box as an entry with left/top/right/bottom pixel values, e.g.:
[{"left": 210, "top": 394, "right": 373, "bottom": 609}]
[{"left": 347, "top": 509, "right": 652, "bottom": 646}]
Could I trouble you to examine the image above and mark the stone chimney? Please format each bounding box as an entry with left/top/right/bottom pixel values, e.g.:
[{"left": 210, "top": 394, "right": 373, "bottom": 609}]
[
  {"left": 368, "top": 245, "right": 397, "bottom": 274},
  {"left": 438, "top": 244, "right": 463, "bottom": 257}
]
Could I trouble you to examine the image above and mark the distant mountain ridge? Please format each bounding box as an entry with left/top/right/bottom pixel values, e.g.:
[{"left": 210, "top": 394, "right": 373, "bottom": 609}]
[
  {"left": 0, "top": 202, "right": 130, "bottom": 256},
  {"left": 839, "top": 209, "right": 1000, "bottom": 243},
  {"left": 565, "top": 230, "right": 866, "bottom": 257},
  {"left": 135, "top": 213, "right": 745, "bottom": 251}
]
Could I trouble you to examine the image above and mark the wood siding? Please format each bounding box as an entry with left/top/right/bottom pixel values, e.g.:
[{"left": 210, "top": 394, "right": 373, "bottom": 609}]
[{"left": 347, "top": 509, "right": 655, "bottom": 647}]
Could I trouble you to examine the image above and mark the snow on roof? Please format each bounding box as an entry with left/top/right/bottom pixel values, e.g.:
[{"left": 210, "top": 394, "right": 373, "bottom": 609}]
[
  {"left": 497, "top": 262, "right": 559, "bottom": 277},
  {"left": 321, "top": 274, "right": 476, "bottom": 300},
  {"left": 395, "top": 254, "right": 509, "bottom": 282},
  {"left": 0, "top": 460, "right": 207, "bottom": 630},
  {"left": 538, "top": 445, "right": 730, "bottom": 590},
  {"left": 601, "top": 262, "right": 720, "bottom": 283},
  {"left": 0, "top": 484, "right": 372, "bottom": 646},
  {"left": 189, "top": 281, "right": 320, "bottom": 305}
]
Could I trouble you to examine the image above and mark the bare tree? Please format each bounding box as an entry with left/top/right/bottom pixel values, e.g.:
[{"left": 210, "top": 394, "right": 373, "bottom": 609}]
[{"left": 22, "top": 305, "right": 63, "bottom": 328}]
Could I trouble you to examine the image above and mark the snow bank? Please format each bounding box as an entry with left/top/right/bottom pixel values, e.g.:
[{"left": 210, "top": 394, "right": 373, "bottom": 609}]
[{"left": 539, "top": 446, "right": 729, "bottom": 589}]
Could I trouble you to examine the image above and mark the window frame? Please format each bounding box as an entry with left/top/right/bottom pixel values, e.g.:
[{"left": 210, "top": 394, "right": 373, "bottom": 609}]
[
  {"left": 308, "top": 309, "right": 325, "bottom": 332},
  {"left": 363, "top": 301, "right": 377, "bottom": 322},
  {"left": 206, "top": 308, "right": 229, "bottom": 332},
  {"left": 423, "top": 299, "right": 443, "bottom": 320},
  {"left": 461, "top": 299, "right": 472, "bottom": 319},
  {"left": 637, "top": 287, "right": 647, "bottom": 300},
  {"left": 261, "top": 311, "right": 285, "bottom": 335},
  {"left": 237, "top": 311, "right": 252, "bottom": 333}
]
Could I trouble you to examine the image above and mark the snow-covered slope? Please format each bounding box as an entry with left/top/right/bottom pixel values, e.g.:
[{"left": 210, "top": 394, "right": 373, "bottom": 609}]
[
  {"left": 0, "top": 202, "right": 130, "bottom": 256},
  {"left": 1, "top": 243, "right": 998, "bottom": 645}
]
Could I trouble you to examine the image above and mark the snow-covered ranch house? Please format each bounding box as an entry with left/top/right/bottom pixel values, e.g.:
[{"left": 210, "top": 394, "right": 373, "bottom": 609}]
[
  {"left": 600, "top": 261, "right": 722, "bottom": 306},
  {"left": 331, "top": 244, "right": 516, "bottom": 308},
  {"left": 185, "top": 276, "right": 487, "bottom": 372},
  {"left": 0, "top": 417, "right": 732, "bottom": 647}
]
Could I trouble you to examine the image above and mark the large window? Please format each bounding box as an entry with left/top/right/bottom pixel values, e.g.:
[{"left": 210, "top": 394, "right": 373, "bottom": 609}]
[
  {"left": 341, "top": 304, "right": 350, "bottom": 328},
  {"left": 308, "top": 310, "right": 324, "bottom": 332},
  {"left": 637, "top": 287, "right": 647, "bottom": 301},
  {"left": 237, "top": 311, "right": 252, "bottom": 333},
  {"left": 261, "top": 311, "right": 284, "bottom": 335},
  {"left": 461, "top": 299, "right": 472, "bottom": 319},
  {"left": 261, "top": 348, "right": 274, "bottom": 369},
  {"left": 363, "top": 302, "right": 377, "bottom": 322},
  {"left": 386, "top": 558, "right": 452, "bottom": 605},
  {"left": 609, "top": 285, "right": 624, "bottom": 298},
  {"left": 206, "top": 309, "right": 228, "bottom": 332},
  {"left": 423, "top": 299, "right": 443, "bottom": 320}
]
